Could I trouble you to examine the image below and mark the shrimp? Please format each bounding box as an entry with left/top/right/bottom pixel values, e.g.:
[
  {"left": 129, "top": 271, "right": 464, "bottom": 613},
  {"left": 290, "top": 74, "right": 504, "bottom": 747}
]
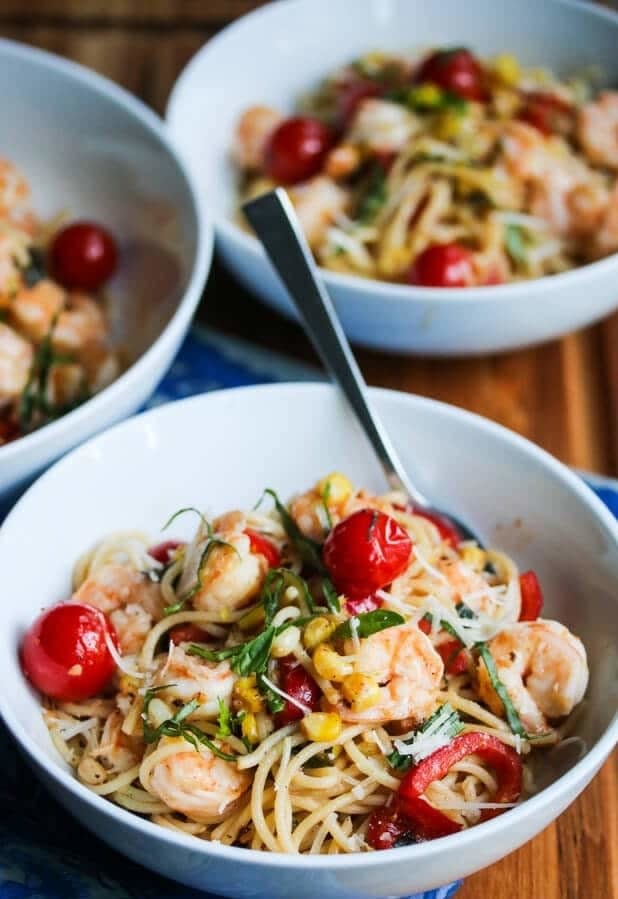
[
  {"left": 233, "top": 105, "right": 283, "bottom": 170},
  {"left": 437, "top": 559, "right": 494, "bottom": 610},
  {"left": 324, "top": 144, "right": 362, "bottom": 180},
  {"left": 177, "top": 512, "right": 268, "bottom": 613},
  {"left": 290, "top": 485, "right": 397, "bottom": 543},
  {"left": 577, "top": 91, "right": 618, "bottom": 170},
  {"left": 0, "top": 158, "right": 33, "bottom": 229},
  {"left": 332, "top": 623, "right": 443, "bottom": 725},
  {"left": 149, "top": 740, "right": 251, "bottom": 821},
  {"left": 150, "top": 644, "right": 236, "bottom": 717},
  {"left": 0, "top": 322, "right": 33, "bottom": 404},
  {"left": 9, "top": 280, "right": 66, "bottom": 343},
  {"left": 73, "top": 563, "right": 165, "bottom": 653},
  {"left": 591, "top": 181, "right": 618, "bottom": 257},
  {"left": 477, "top": 619, "right": 588, "bottom": 735},
  {"left": 501, "top": 121, "right": 557, "bottom": 180},
  {"left": 53, "top": 292, "right": 108, "bottom": 354},
  {"left": 348, "top": 99, "right": 418, "bottom": 153},
  {"left": 288, "top": 176, "right": 350, "bottom": 248}
]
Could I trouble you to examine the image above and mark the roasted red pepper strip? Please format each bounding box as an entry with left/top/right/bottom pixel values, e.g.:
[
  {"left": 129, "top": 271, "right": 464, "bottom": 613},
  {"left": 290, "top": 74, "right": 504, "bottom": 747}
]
[
  {"left": 398, "top": 796, "right": 462, "bottom": 839},
  {"left": 519, "top": 570, "right": 543, "bottom": 621},
  {"left": 244, "top": 529, "right": 281, "bottom": 569},
  {"left": 436, "top": 638, "right": 469, "bottom": 675},
  {"left": 399, "top": 732, "right": 522, "bottom": 822}
]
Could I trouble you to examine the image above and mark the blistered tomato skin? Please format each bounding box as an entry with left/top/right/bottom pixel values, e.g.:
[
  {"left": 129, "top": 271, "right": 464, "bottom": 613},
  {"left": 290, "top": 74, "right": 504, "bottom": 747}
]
[
  {"left": 416, "top": 48, "right": 486, "bottom": 101},
  {"left": 21, "top": 602, "right": 117, "bottom": 702},
  {"left": 50, "top": 221, "right": 118, "bottom": 291},
  {"left": 276, "top": 656, "right": 321, "bottom": 725},
  {"left": 323, "top": 508, "right": 413, "bottom": 596},
  {"left": 265, "top": 116, "right": 333, "bottom": 184},
  {"left": 148, "top": 540, "right": 184, "bottom": 565}
]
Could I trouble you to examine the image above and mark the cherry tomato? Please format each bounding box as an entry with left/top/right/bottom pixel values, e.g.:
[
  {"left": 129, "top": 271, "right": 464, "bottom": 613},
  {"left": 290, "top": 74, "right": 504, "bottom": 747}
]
[
  {"left": 436, "top": 638, "right": 469, "bottom": 675},
  {"left": 518, "top": 570, "right": 544, "bottom": 621},
  {"left": 148, "top": 540, "right": 184, "bottom": 565},
  {"left": 323, "top": 508, "right": 413, "bottom": 596},
  {"left": 244, "top": 529, "right": 281, "bottom": 569},
  {"left": 345, "top": 592, "right": 383, "bottom": 615},
  {"left": 415, "top": 48, "right": 485, "bottom": 101},
  {"left": 518, "top": 92, "right": 572, "bottom": 136},
  {"left": 408, "top": 505, "right": 462, "bottom": 548},
  {"left": 408, "top": 243, "right": 474, "bottom": 288},
  {"left": 418, "top": 616, "right": 432, "bottom": 635},
  {"left": 169, "top": 624, "right": 208, "bottom": 645},
  {"left": 21, "top": 602, "right": 117, "bottom": 701},
  {"left": 265, "top": 116, "right": 333, "bottom": 184},
  {"left": 276, "top": 656, "right": 321, "bottom": 725},
  {"left": 50, "top": 221, "right": 118, "bottom": 291},
  {"left": 336, "top": 78, "right": 383, "bottom": 128}
]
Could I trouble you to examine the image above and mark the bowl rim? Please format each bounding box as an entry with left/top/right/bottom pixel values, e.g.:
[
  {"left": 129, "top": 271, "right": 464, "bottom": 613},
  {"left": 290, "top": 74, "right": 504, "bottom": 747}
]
[
  {"left": 0, "top": 36, "right": 213, "bottom": 464},
  {"left": 165, "top": 0, "right": 618, "bottom": 307},
  {"left": 1, "top": 381, "right": 617, "bottom": 870}
]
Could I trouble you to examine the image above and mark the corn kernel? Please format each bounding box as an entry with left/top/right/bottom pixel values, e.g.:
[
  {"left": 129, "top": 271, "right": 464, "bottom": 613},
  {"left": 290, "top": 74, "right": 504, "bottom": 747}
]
[
  {"left": 410, "top": 83, "right": 443, "bottom": 108},
  {"left": 460, "top": 546, "right": 486, "bottom": 571},
  {"left": 341, "top": 673, "right": 381, "bottom": 712},
  {"left": 303, "top": 616, "right": 338, "bottom": 651},
  {"left": 493, "top": 53, "right": 520, "bottom": 86},
  {"left": 271, "top": 625, "right": 300, "bottom": 658},
  {"left": 118, "top": 673, "right": 140, "bottom": 694},
  {"left": 301, "top": 712, "right": 342, "bottom": 742},
  {"left": 238, "top": 604, "right": 266, "bottom": 632},
  {"left": 233, "top": 676, "right": 264, "bottom": 713},
  {"left": 434, "top": 109, "right": 464, "bottom": 141},
  {"left": 312, "top": 643, "right": 353, "bottom": 682},
  {"left": 316, "top": 472, "right": 353, "bottom": 507},
  {"left": 241, "top": 712, "right": 259, "bottom": 744}
]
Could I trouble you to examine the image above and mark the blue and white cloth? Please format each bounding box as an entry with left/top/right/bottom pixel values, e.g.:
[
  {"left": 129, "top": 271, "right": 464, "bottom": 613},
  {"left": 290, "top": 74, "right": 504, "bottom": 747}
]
[{"left": 2, "top": 325, "right": 617, "bottom": 899}]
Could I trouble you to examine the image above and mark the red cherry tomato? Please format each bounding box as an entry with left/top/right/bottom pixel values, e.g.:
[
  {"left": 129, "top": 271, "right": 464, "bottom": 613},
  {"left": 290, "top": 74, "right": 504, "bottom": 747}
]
[
  {"left": 50, "top": 221, "right": 118, "bottom": 291},
  {"left": 336, "top": 78, "right": 383, "bottom": 128},
  {"left": 345, "top": 592, "right": 383, "bottom": 615},
  {"left": 436, "top": 638, "right": 469, "bottom": 675},
  {"left": 418, "top": 616, "right": 432, "bottom": 635},
  {"left": 408, "top": 243, "right": 474, "bottom": 288},
  {"left": 276, "top": 656, "right": 321, "bottom": 725},
  {"left": 148, "top": 540, "right": 184, "bottom": 565},
  {"left": 21, "top": 602, "right": 117, "bottom": 702},
  {"left": 407, "top": 505, "right": 462, "bottom": 548},
  {"left": 416, "top": 48, "right": 485, "bottom": 101},
  {"left": 265, "top": 116, "right": 333, "bottom": 184},
  {"left": 323, "top": 508, "right": 413, "bottom": 596},
  {"left": 169, "top": 624, "right": 208, "bottom": 645},
  {"left": 244, "top": 529, "right": 281, "bottom": 569},
  {"left": 518, "top": 92, "right": 572, "bottom": 136},
  {"left": 518, "top": 570, "right": 544, "bottom": 621}
]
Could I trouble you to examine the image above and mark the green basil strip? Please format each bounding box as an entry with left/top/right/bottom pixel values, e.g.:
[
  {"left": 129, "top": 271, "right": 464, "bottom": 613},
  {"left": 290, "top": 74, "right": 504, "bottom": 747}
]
[
  {"left": 477, "top": 643, "right": 527, "bottom": 738},
  {"left": 262, "top": 489, "right": 325, "bottom": 571},
  {"left": 333, "top": 609, "right": 404, "bottom": 642}
]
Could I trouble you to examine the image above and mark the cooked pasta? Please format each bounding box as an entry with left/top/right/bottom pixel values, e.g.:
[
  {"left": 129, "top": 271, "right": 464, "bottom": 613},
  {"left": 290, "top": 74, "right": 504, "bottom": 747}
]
[
  {"left": 233, "top": 47, "right": 618, "bottom": 287},
  {"left": 0, "top": 158, "right": 119, "bottom": 446},
  {"left": 25, "top": 474, "right": 589, "bottom": 853}
]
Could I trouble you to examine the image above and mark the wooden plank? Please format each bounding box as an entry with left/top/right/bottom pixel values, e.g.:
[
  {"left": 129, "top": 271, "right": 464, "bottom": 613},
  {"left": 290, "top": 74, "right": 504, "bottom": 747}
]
[
  {"left": 0, "top": 0, "right": 264, "bottom": 26},
  {"left": 602, "top": 312, "right": 618, "bottom": 473}
]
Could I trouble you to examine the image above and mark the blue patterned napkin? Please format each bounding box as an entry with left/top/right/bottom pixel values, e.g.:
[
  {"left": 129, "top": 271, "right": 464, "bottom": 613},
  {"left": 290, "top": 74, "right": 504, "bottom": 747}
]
[{"left": 2, "top": 326, "right": 616, "bottom": 899}]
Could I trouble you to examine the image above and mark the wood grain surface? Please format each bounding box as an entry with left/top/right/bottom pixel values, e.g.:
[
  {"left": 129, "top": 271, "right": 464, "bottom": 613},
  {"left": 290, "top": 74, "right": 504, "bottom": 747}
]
[{"left": 2, "top": 3, "right": 616, "bottom": 897}]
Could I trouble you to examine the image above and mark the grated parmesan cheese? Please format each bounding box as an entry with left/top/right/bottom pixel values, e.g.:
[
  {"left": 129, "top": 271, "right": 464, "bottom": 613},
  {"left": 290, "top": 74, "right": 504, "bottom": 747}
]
[{"left": 104, "top": 632, "right": 145, "bottom": 679}]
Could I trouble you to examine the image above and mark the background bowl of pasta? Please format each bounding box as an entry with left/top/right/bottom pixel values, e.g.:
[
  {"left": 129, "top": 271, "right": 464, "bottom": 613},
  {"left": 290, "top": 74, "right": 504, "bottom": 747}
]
[
  {"left": 1, "top": 383, "right": 616, "bottom": 898},
  {"left": 0, "top": 38, "right": 212, "bottom": 502},
  {"left": 167, "top": 0, "right": 618, "bottom": 355}
]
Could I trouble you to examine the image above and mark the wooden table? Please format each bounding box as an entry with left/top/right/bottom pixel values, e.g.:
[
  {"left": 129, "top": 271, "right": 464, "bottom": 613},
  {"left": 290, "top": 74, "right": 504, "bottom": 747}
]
[{"left": 2, "top": 3, "right": 616, "bottom": 896}]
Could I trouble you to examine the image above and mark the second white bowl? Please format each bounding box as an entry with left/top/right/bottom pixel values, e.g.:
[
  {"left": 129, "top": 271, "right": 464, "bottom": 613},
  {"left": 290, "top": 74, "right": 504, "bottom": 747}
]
[{"left": 167, "top": 0, "right": 618, "bottom": 356}]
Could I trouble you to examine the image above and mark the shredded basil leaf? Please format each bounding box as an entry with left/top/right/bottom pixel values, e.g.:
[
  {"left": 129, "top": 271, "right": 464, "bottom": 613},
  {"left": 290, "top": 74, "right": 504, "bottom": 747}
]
[
  {"left": 321, "top": 578, "right": 340, "bottom": 614},
  {"left": 321, "top": 480, "right": 333, "bottom": 531},
  {"left": 21, "top": 246, "right": 46, "bottom": 287},
  {"left": 141, "top": 689, "right": 237, "bottom": 761},
  {"left": 505, "top": 224, "right": 528, "bottom": 268},
  {"left": 455, "top": 601, "right": 476, "bottom": 620},
  {"left": 261, "top": 568, "right": 315, "bottom": 626},
  {"left": 477, "top": 643, "right": 527, "bottom": 737},
  {"left": 256, "top": 673, "right": 285, "bottom": 714},
  {"left": 357, "top": 165, "right": 387, "bottom": 224},
  {"left": 261, "top": 489, "right": 324, "bottom": 571},
  {"left": 387, "top": 702, "right": 464, "bottom": 771},
  {"left": 189, "top": 626, "right": 277, "bottom": 677},
  {"left": 333, "top": 609, "right": 404, "bottom": 642},
  {"left": 162, "top": 506, "right": 209, "bottom": 532}
]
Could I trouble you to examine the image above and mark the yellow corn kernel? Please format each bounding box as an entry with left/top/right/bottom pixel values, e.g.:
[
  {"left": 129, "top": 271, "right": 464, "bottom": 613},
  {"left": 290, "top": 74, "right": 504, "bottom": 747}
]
[
  {"left": 316, "top": 472, "right": 353, "bottom": 507},
  {"left": 238, "top": 604, "right": 266, "bottom": 632},
  {"left": 233, "top": 676, "right": 264, "bottom": 714},
  {"left": 312, "top": 643, "right": 353, "bottom": 682},
  {"left": 460, "top": 546, "right": 486, "bottom": 571},
  {"left": 410, "top": 83, "right": 443, "bottom": 108},
  {"left": 493, "top": 53, "right": 520, "bottom": 86},
  {"left": 303, "top": 616, "right": 338, "bottom": 651},
  {"left": 341, "top": 673, "right": 381, "bottom": 712},
  {"left": 241, "top": 712, "right": 259, "bottom": 744},
  {"left": 118, "top": 673, "right": 140, "bottom": 694},
  {"left": 434, "top": 108, "right": 464, "bottom": 141},
  {"left": 301, "top": 712, "right": 342, "bottom": 742}
]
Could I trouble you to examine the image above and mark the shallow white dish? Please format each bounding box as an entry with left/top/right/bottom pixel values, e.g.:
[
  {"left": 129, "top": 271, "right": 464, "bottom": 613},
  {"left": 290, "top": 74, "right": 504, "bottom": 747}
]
[
  {"left": 0, "top": 38, "right": 212, "bottom": 501},
  {"left": 166, "top": 0, "right": 618, "bottom": 356},
  {"left": 1, "top": 383, "right": 616, "bottom": 898}
]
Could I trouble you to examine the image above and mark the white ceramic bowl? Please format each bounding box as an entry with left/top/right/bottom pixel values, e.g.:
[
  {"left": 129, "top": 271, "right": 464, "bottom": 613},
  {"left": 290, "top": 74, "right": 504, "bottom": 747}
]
[
  {"left": 0, "top": 383, "right": 616, "bottom": 898},
  {"left": 0, "top": 38, "right": 212, "bottom": 502},
  {"left": 166, "top": 0, "right": 618, "bottom": 356}
]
